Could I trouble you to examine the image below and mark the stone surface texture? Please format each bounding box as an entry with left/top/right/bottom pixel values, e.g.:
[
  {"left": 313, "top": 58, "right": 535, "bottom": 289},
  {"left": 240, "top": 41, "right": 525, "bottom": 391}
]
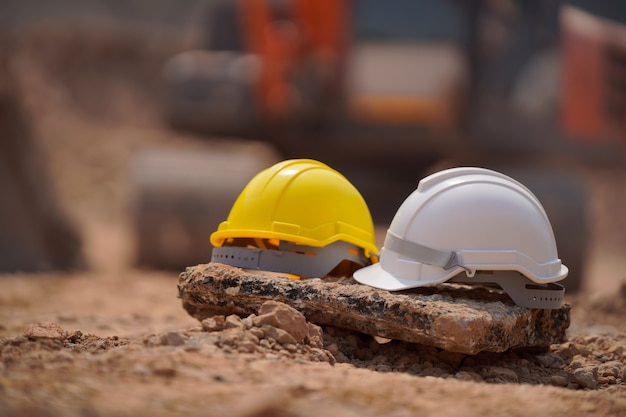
[
  {"left": 177, "top": 263, "right": 571, "bottom": 354},
  {"left": 23, "top": 322, "right": 68, "bottom": 341}
]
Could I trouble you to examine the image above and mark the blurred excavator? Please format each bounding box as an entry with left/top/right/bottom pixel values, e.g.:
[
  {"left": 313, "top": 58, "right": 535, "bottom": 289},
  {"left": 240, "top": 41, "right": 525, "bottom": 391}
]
[{"left": 133, "top": 0, "right": 626, "bottom": 292}]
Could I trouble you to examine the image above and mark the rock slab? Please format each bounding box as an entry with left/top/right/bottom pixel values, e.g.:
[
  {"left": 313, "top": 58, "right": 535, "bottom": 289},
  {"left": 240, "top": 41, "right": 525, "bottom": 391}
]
[{"left": 178, "top": 263, "right": 570, "bottom": 354}]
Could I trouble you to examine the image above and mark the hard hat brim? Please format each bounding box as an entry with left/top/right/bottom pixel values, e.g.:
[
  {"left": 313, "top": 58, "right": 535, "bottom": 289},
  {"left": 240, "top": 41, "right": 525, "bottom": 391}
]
[{"left": 353, "top": 262, "right": 448, "bottom": 291}]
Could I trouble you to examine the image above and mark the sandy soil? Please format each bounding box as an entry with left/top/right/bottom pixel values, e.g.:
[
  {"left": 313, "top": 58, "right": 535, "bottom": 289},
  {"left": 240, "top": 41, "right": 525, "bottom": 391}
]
[
  {"left": 2, "top": 249, "right": 626, "bottom": 417},
  {"left": 1, "top": 18, "right": 626, "bottom": 417}
]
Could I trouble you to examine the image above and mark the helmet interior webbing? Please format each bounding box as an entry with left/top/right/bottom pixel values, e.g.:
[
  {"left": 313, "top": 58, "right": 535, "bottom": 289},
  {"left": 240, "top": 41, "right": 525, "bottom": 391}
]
[
  {"left": 384, "top": 231, "right": 461, "bottom": 270},
  {"left": 450, "top": 271, "right": 565, "bottom": 309},
  {"left": 211, "top": 240, "right": 370, "bottom": 278}
]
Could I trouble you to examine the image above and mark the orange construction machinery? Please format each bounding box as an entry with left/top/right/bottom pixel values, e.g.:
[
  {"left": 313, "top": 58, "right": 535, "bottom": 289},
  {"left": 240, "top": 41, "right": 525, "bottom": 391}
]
[{"left": 138, "top": 0, "right": 626, "bottom": 291}]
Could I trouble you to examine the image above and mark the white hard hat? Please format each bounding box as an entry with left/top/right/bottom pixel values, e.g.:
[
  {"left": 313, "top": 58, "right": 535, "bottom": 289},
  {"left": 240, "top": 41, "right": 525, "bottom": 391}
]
[{"left": 354, "top": 167, "right": 568, "bottom": 309}]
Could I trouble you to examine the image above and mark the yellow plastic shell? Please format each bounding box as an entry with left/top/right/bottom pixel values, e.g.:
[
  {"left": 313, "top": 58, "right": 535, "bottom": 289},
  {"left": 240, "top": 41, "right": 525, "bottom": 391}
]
[{"left": 210, "top": 159, "right": 377, "bottom": 259}]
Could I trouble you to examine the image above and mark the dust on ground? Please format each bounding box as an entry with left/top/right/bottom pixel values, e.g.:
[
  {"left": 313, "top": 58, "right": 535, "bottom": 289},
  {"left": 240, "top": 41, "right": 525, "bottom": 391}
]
[{"left": 2, "top": 13, "right": 626, "bottom": 417}]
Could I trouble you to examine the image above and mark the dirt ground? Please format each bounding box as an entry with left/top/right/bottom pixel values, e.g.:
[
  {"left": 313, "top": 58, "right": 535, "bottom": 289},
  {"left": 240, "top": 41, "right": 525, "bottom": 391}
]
[{"left": 2, "top": 15, "right": 626, "bottom": 417}]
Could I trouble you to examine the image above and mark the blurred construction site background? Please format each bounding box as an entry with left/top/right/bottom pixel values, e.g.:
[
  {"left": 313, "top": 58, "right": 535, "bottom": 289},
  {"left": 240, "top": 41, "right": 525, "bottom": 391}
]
[{"left": 1, "top": 0, "right": 626, "bottom": 295}]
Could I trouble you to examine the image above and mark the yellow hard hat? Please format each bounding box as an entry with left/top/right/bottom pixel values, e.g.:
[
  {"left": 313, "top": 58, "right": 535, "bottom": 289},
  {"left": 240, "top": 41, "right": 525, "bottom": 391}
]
[{"left": 210, "top": 159, "right": 378, "bottom": 277}]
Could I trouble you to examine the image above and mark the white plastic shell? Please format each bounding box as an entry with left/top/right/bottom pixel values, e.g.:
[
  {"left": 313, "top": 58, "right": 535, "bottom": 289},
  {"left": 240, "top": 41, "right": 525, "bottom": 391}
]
[{"left": 354, "top": 167, "right": 568, "bottom": 292}]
